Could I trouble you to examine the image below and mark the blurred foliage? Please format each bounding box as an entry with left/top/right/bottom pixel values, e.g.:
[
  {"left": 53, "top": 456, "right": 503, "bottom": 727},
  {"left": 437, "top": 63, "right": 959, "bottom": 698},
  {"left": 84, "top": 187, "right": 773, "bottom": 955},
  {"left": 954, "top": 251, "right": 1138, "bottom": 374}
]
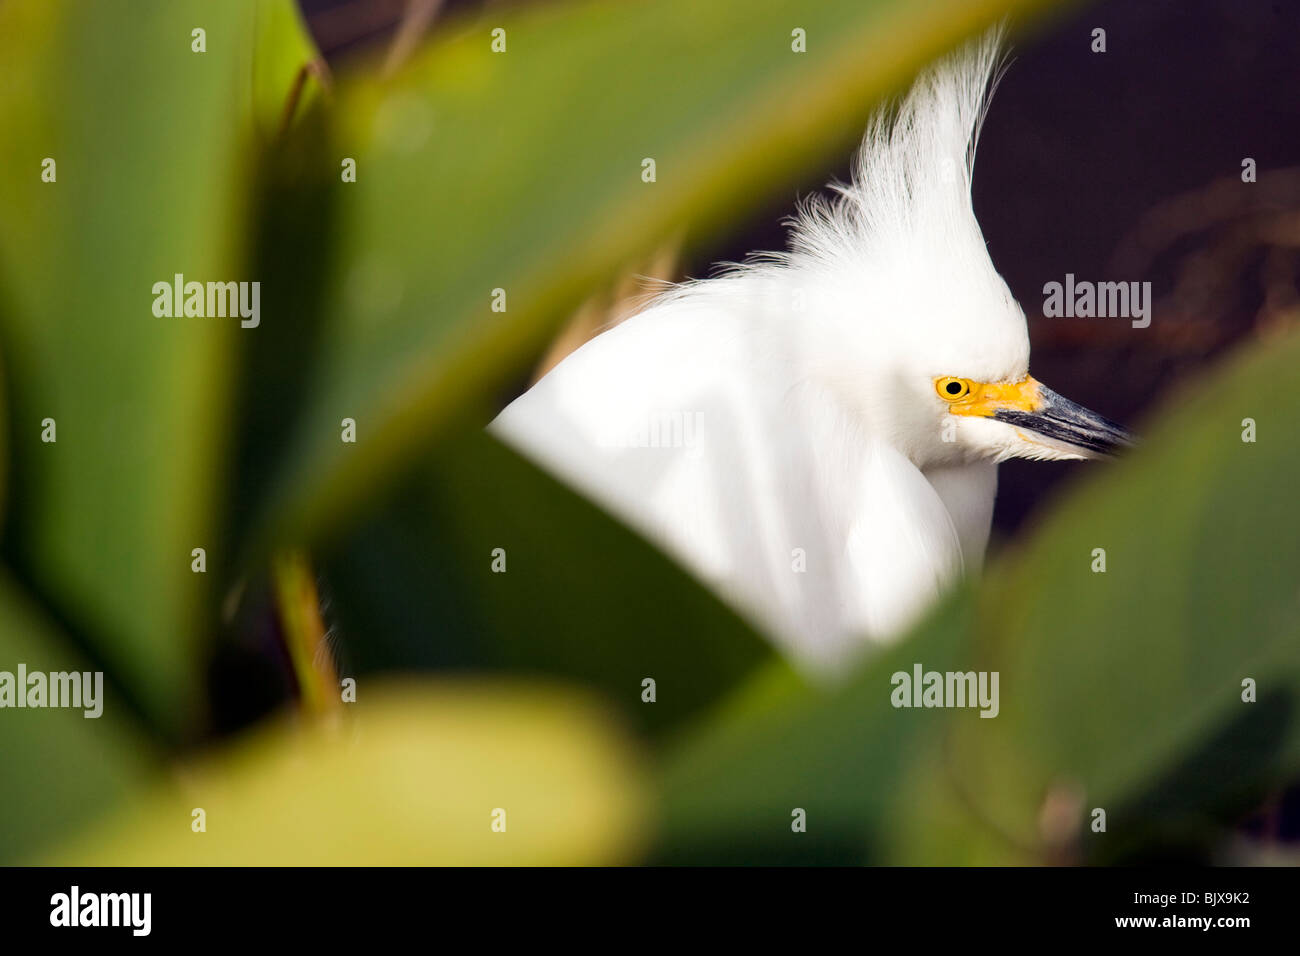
[
  {"left": 0, "top": 0, "right": 281, "bottom": 732},
  {"left": 50, "top": 681, "right": 646, "bottom": 865},
  {"left": 3, "top": 0, "right": 1295, "bottom": 867},
  {"left": 0, "top": 574, "right": 156, "bottom": 863},
  {"left": 320, "top": 429, "right": 772, "bottom": 738}
]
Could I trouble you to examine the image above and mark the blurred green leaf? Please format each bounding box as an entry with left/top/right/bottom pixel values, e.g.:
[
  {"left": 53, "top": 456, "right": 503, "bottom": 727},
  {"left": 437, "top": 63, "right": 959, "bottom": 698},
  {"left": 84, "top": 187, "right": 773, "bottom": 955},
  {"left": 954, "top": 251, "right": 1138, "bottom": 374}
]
[
  {"left": 48, "top": 679, "right": 646, "bottom": 865},
  {"left": 322, "top": 429, "right": 774, "bottom": 737},
  {"left": 0, "top": 572, "right": 156, "bottom": 863},
  {"left": 658, "top": 328, "right": 1300, "bottom": 864},
  {"left": 656, "top": 590, "right": 969, "bottom": 863},
  {"left": 938, "top": 327, "right": 1300, "bottom": 863},
  {"left": 249, "top": 0, "right": 322, "bottom": 137},
  {"left": 0, "top": 0, "right": 319, "bottom": 731},
  {"left": 246, "top": 0, "right": 1059, "bottom": 552}
]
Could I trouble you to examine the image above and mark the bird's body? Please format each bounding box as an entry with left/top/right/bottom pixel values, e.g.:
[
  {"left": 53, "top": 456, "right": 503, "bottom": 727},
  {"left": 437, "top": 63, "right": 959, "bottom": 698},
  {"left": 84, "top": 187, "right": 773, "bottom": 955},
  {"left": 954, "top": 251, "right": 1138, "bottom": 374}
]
[
  {"left": 492, "top": 30, "right": 1130, "bottom": 674},
  {"left": 493, "top": 276, "right": 994, "bottom": 670}
]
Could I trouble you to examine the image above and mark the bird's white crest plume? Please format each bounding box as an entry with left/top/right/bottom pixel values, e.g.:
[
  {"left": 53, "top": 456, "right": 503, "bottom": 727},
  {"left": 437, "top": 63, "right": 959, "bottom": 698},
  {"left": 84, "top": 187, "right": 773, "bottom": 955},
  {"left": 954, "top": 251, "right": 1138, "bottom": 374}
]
[
  {"left": 491, "top": 27, "right": 1132, "bottom": 675},
  {"left": 791, "top": 26, "right": 1006, "bottom": 279}
]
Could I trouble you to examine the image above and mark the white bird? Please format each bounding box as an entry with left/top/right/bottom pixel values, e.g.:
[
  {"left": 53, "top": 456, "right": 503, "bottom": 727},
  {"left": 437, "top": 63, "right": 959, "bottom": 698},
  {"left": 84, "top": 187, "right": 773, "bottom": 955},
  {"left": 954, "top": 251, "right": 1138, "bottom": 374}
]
[{"left": 490, "top": 29, "right": 1131, "bottom": 676}]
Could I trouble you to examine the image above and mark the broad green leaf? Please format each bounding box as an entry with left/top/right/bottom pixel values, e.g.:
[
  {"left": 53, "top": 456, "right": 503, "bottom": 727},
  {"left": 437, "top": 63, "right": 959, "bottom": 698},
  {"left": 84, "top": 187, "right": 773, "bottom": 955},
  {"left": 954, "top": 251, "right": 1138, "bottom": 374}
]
[
  {"left": 657, "top": 328, "right": 1300, "bottom": 864},
  {"left": 246, "top": 0, "right": 1061, "bottom": 552},
  {"left": 656, "top": 590, "right": 970, "bottom": 863},
  {"left": 48, "top": 680, "right": 646, "bottom": 865},
  {"left": 0, "top": 572, "right": 156, "bottom": 863},
  {"left": 321, "top": 430, "right": 774, "bottom": 737},
  {"left": 0, "top": 0, "right": 320, "bottom": 731},
  {"left": 937, "top": 328, "right": 1300, "bottom": 863}
]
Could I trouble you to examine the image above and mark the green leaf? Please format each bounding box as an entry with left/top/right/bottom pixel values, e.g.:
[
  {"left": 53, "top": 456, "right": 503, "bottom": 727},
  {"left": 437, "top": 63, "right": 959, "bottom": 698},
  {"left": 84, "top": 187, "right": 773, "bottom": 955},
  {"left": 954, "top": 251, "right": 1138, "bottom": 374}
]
[
  {"left": 938, "top": 328, "right": 1300, "bottom": 863},
  {"left": 656, "top": 589, "right": 970, "bottom": 863},
  {"left": 0, "top": 0, "right": 320, "bottom": 731},
  {"left": 0, "top": 572, "right": 156, "bottom": 863},
  {"left": 246, "top": 0, "right": 1061, "bottom": 552},
  {"left": 321, "top": 430, "right": 774, "bottom": 737},
  {"left": 657, "top": 328, "right": 1300, "bottom": 864},
  {"left": 47, "top": 680, "right": 646, "bottom": 865}
]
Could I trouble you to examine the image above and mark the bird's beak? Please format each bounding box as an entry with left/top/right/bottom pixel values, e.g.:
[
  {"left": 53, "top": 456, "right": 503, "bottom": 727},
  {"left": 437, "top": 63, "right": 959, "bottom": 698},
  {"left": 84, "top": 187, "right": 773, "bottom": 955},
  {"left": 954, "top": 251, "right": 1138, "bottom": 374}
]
[
  {"left": 995, "top": 379, "right": 1133, "bottom": 458},
  {"left": 951, "top": 376, "right": 1134, "bottom": 458}
]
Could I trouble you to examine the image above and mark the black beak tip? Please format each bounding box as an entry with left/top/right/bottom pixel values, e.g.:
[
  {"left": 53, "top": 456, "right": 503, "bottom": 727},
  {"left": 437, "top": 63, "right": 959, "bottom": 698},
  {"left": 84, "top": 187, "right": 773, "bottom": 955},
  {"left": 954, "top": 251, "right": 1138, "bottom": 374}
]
[{"left": 993, "top": 403, "right": 1135, "bottom": 459}]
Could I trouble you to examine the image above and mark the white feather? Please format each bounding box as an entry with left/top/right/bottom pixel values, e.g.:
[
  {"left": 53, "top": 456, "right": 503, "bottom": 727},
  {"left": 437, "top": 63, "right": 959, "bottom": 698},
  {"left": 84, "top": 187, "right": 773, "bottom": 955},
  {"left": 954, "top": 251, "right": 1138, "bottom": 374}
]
[{"left": 491, "top": 28, "right": 1041, "bottom": 674}]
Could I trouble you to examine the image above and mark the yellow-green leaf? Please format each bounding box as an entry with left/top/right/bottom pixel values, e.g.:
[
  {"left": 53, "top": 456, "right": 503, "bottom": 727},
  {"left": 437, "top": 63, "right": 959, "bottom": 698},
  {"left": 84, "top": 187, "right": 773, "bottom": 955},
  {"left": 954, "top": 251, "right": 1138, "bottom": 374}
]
[{"left": 48, "top": 680, "right": 646, "bottom": 865}]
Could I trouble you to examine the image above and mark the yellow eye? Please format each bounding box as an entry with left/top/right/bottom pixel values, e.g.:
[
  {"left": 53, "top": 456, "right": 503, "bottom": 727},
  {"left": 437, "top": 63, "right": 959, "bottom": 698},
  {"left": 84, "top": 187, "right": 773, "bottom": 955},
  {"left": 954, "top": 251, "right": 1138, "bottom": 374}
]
[{"left": 936, "top": 377, "right": 972, "bottom": 401}]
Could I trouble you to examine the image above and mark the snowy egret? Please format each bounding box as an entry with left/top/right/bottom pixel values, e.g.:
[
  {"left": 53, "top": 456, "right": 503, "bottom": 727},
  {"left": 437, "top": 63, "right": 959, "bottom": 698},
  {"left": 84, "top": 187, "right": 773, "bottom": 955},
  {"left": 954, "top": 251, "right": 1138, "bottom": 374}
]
[{"left": 491, "top": 29, "right": 1132, "bottom": 673}]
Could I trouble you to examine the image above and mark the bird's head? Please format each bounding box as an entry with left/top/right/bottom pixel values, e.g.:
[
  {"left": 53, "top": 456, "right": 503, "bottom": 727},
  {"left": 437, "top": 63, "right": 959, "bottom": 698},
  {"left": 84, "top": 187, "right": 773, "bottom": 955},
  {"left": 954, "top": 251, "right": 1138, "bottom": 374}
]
[
  {"left": 784, "top": 27, "right": 1133, "bottom": 468},
  {"left": 902, "top": 274, "right": 1131, "bottom": 465},
  {"left": 927, "top": 372, "right": 1133, "bottom": 463},
  {"left": 812, "top": 265, "right": 1133, "bottom": 468}
]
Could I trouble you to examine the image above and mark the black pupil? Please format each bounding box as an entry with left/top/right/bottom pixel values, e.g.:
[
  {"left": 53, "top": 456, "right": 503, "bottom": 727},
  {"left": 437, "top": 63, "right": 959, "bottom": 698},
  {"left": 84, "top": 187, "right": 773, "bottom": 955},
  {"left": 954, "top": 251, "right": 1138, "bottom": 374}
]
[{"left": 946, "top": 381, "right": 963, "bottom": 395}]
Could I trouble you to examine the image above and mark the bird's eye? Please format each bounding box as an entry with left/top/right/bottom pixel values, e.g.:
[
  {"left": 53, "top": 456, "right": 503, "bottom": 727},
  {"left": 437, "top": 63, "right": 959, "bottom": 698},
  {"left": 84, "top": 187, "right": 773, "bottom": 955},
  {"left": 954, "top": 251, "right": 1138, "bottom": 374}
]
[{"left": 936, "top": 377, "right": 972, "bottom": 401}]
